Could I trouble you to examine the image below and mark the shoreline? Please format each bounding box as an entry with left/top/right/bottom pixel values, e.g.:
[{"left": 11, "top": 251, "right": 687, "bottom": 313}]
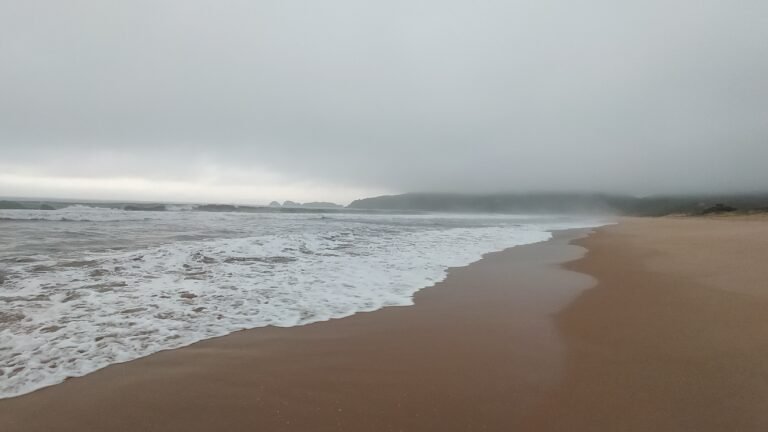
[
  {"left": 0, "top": 226, "right": 565, "bottom": 400},
  {"left": 0, "top": 229, "right": 594, "bottom": 431},
  {"left": 0, "top": 215, "right": 564, "bottom": 400},
  {"left": 3, "top": 216, "right": 767, "bottom": 430}
]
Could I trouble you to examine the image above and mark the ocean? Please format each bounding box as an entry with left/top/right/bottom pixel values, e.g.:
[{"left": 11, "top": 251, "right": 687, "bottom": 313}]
[{"left": 0, "top": 206, "right": 605, "bottom": 398}]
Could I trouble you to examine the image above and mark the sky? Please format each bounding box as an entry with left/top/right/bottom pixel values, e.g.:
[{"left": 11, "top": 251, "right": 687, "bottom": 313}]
[{"left": 1, "top": 0, "right": 767, "bottom": 204}]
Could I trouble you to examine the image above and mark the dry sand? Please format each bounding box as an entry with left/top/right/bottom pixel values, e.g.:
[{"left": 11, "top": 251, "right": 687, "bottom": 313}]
[
  {"left": 2, "top": 217, "right": 768, "bottom": 431},
  {"left": 524, "top": 216, "right": 768, "bottom": 431}
]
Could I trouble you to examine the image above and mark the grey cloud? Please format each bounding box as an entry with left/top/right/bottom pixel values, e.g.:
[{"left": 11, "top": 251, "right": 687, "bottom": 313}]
[{"left": 1, "top": 0, "right": 767, "bottom": 197}]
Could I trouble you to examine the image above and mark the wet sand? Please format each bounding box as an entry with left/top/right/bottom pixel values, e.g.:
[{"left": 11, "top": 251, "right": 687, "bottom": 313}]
[
  {"left": 0, "top": 230, "right": 593, "bottom": 431},
  {"left": 2, "top": 217, "right": 768, "bottom": 431}
]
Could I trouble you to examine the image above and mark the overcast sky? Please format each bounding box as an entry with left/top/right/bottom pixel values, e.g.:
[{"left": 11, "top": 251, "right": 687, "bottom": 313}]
[{"left": 1, "top": 0, "right": 767, "bottom": 204}]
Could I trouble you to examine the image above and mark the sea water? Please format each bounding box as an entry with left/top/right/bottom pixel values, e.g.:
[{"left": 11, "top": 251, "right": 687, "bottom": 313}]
[{"left": 0, "top": 206, "right": 604, "bottom": 398}]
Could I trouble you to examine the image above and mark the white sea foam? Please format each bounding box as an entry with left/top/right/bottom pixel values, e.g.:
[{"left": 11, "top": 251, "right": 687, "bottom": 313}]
[
  {"left": 0, "top": 210, "right": 606, "bottom": 398},
  {"left": 0, "top": 205, "right": 165, "bottom": 222}
]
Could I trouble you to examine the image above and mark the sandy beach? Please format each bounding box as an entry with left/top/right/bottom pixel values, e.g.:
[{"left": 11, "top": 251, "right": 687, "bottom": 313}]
[
  {"left": 525, "top": 215, "right": 768, "bottom": 431},
  {"left": 2, "top": 217, "right": 768, "bottom": 431}
]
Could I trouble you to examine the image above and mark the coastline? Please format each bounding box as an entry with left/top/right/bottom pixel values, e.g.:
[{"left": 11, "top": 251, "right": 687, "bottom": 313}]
[
  {"left": 0, "top": 229, "right": 593, "bottom": 431},
  {"left": 2, "top": 216, "right": 767, "bottom": 430},
  {"left": 0, "top": 212, "right": 562, "bottom": 399}
]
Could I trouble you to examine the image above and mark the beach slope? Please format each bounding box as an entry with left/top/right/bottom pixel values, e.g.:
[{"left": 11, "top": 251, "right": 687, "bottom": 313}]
[
  {"left": 524, "top": 216, "right": 768, "bottom": 431},
  {"left": 0, "top": 230, "right": 592, "bottom": 431},
  {"left": 2, "top": 217, "right": 768, "bottom": 431}
]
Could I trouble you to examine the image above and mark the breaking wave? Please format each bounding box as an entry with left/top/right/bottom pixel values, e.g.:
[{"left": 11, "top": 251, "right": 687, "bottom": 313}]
[{"left": 0, "top": 209, "right": 605, "bottom": 398}]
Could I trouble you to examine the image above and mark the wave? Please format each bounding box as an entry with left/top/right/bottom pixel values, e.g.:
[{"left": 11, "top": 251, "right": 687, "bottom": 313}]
[
  {"left": 0, "top": 214, "right": 606, "bottom": 398},
  {"left": 0, "top": 206, "right": 164, "bottom": 222}
]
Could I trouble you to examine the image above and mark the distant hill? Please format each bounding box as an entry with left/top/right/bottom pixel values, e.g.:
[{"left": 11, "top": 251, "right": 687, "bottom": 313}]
[
  {"left": 4, "top": 194, "right": 766, "bottom": 217},
  {"left": 348, "top": 193, "right": 768, "bottom": 216}
]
